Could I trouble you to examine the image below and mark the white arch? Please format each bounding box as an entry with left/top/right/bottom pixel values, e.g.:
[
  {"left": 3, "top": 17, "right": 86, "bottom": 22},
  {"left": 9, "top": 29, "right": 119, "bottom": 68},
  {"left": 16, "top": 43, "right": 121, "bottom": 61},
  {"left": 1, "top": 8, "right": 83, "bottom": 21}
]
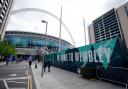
[{"left": 11, "top": 8, "right": 75, "bottom": 47}]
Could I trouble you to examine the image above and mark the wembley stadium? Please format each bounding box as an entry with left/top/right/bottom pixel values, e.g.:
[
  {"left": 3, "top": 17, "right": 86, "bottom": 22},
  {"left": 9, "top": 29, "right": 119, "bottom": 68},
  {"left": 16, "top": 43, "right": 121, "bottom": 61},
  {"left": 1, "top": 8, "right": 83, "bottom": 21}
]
[{"left": 4, "top": 31, "right": 73, "bottom": 57}]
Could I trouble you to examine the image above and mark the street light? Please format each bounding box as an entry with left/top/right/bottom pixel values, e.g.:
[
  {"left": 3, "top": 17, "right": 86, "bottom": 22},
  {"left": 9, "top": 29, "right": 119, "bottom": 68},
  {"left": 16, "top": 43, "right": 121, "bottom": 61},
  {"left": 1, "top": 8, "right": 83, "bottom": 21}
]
[
  {"left": 42, "top": 20, "right": 48, "bottom": 35},
  {"left": 83, "top": 17, "right": 86, "bottom": 45},
  {"left": 41, "top": 20, "right": 48, "bottom": 77},
  {"left": 42, "top": 20, "right": 48, "bottom": 50},
  {"left": 34, "top": 47, "right": 38, "bottom": 69},
  {"left": 59, "top": 6, "right": 62, "bottom": 52}
]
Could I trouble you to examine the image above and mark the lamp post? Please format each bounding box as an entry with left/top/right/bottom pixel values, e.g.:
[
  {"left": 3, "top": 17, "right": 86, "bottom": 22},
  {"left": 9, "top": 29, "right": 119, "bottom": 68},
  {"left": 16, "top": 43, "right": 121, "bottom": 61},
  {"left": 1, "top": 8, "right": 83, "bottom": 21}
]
[
  {"left": 42, "top": 20, "right": 48, "bottom": 51},
  {"left": 35, "top": 47, "right": 38, "bottom": 69},
  {"left": 59, "top": 6, "right": 62, "bottom": 52},
  {"left": 42, "top": 20, "right": 48, "bottom": 36},
  {"left": 41, "top": 20, "right": 48, "bottom": 77},
  {"left": 83, "top": 17, "right": 86, "bottom": 45}
]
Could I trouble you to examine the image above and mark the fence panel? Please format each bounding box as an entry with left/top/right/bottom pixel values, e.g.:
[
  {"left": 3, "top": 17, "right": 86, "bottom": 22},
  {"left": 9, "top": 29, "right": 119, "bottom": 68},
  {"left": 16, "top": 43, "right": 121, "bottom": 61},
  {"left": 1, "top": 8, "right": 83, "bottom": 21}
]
[{"left": 96, "top": 66, "right": 128, "bottom": 85}]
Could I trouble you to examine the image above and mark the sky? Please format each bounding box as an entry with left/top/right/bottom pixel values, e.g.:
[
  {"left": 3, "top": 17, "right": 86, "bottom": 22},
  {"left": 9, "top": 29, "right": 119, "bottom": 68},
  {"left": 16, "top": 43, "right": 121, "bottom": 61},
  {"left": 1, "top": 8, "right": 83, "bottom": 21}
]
[{"left": 7, "top": 0, "right": 128, "bottom": 47}]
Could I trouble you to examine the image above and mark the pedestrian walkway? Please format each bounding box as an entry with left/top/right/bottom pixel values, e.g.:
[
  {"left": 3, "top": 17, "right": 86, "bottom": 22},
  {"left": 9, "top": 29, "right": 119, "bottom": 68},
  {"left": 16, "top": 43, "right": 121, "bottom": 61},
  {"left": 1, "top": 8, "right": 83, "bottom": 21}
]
[
  {"left": 32, "top": 62, "right": 125, "bottom": 89},
  {"left": 0, "top": 62, "right": 5, "bottom": 65}
]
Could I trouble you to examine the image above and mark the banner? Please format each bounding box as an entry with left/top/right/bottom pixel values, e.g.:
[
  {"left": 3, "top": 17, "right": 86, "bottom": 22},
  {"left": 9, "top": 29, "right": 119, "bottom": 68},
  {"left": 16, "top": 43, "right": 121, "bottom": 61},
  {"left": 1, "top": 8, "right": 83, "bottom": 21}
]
[{"left": 46, "top": 38, "right": 125, "bottom": 70}]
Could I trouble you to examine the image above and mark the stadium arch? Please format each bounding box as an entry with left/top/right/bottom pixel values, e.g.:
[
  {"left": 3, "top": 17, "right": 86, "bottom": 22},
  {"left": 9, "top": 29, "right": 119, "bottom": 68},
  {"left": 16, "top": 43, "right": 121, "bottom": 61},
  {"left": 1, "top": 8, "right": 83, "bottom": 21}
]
[{"left": 11, "top": 8, "right": 75, "bottom": 47}]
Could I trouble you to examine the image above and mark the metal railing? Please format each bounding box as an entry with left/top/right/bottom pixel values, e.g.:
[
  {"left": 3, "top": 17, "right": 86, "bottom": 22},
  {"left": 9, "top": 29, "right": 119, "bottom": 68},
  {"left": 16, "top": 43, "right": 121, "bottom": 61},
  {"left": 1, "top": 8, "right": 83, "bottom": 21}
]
[{"left": 96, "top": 66, "right": 128, "bottom": 89}]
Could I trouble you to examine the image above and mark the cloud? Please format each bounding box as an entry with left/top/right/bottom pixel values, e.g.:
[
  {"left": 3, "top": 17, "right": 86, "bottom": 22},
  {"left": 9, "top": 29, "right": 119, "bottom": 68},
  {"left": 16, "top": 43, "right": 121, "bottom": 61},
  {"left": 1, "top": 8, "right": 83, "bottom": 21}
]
[
  {"left": 13, "top": 0, "right": 46, "bottom": 10},
  {"left": 102, "top": 0, "right": 128, "bottom": 12},
  {"left": 8, "top": 0, "right": 128, "bottom": 47}
]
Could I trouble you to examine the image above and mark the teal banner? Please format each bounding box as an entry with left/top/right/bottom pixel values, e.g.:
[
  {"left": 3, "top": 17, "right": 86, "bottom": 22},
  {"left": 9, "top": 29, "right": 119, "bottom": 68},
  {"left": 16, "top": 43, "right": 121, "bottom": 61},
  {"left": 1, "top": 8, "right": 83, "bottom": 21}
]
[{"left": 45, "top": 38, "right": 124, "bottom": 70}]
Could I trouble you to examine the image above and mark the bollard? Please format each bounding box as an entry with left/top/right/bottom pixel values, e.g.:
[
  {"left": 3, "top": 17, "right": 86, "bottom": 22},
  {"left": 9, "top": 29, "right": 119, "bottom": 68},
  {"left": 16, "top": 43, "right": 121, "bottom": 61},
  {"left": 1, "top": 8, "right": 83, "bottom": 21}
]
[
  {"left": 126, "top": 84, "right": 128, "bottom": 89},
  {"left": 41, "top": 60, "right": 44, "bottom": 77},
  {"left": 35, "top": 64, "right": 37, "bottom": 68},
  {"left": 35, "top": 61, "right": 37, "bottom": 69}
]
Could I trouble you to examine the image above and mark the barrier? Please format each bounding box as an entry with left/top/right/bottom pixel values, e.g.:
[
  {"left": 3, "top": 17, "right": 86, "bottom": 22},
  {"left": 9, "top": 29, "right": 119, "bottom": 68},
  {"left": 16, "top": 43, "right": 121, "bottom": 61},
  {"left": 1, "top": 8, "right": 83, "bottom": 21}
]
[
  {"left": 45, "top": 38, "right": 126, "bottom": 70},
  {"left": 96, "top": 66, "right": 128, "bottom": 89},
  {"left": 80, "top": 67, "right": 96, "bottom": 79}
]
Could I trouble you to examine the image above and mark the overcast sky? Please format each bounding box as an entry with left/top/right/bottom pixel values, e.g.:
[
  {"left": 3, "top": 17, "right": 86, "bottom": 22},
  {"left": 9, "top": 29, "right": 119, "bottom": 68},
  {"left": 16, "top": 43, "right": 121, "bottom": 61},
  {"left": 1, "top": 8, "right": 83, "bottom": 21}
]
[{"left": 7, "top": 0, "right": 128, "bottom": 47}]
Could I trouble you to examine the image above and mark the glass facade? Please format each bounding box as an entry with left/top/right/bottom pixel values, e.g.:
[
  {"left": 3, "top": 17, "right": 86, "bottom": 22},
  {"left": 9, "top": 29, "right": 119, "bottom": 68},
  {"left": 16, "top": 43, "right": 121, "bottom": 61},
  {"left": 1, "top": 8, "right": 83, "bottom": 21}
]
[{"left": 4, "top": 31, "right": 72, "bottom": 52}]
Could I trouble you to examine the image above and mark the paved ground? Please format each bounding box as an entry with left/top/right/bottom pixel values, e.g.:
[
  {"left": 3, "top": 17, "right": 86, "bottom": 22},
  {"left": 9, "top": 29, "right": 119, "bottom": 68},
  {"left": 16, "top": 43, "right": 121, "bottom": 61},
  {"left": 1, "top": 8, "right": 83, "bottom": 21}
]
[
  {"left": 0, "top": 61, "right": 36, "bottom": 89},
  {"left": 1, "top": 61, "right": 125, "bottom": 89},
  {"left": 32, "top": 62, "right": 125, "bottom": 89}
]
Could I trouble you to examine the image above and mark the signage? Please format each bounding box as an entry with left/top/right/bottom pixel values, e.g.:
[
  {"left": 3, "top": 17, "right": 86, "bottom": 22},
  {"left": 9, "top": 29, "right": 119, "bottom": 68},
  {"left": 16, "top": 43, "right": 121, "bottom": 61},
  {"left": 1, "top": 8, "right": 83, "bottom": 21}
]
[{"left": 46, "top": 38, "right": 124, "bottom": 69}]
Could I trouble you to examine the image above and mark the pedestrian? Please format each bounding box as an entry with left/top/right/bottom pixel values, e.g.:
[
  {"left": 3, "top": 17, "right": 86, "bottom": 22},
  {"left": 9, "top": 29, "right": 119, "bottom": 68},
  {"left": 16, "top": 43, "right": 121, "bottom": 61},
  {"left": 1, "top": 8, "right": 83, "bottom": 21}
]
[
  {"left": 20, "top": 56, "right": 23, "bottom": 63},
  {"left": 47, "top": 59, "right": 51, "bottom": 72},
  {"left": 28, "top": 55, "right": 32, "bottom": 69},
  {"left": 16, "top": 57, "right": 18, "bottom": 63},
  {"left": 18, "top": 57, "right": 20, "bottom": 63},
  {"left": 34, "top": 56, "right": 38, "bottom": 69},
  {"left": 43, "top": 60, "right": 47, "bottom": 72},
  {"left": 6, "top": 58, "right": 9, "bottom": 65}
]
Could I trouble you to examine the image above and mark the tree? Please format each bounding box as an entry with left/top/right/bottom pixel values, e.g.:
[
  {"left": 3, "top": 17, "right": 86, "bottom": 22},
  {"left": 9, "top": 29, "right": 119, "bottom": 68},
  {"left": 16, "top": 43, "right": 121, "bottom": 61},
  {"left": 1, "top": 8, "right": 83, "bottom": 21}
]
[{"left": 0, "top": 40, "right": 17, "bottom": 61}]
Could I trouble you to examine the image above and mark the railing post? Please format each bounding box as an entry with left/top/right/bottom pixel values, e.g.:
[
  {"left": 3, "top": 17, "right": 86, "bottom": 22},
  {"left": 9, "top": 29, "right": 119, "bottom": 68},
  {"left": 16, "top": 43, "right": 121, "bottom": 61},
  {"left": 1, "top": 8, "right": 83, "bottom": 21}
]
[
  {"left": 41, "top": 56, "right": 44, "bottom": 77},
  {"left": 96, "top": 66, "right": 97, "bottom": 78},
  {"left": 96, "top": 66, "right": 99, "bottom": 78},
  {"left": 126, "top": 84, "right": 128, "bottom": 89},
  {"left": 98, "top": 78, "right": 102, "bottom": 89}
]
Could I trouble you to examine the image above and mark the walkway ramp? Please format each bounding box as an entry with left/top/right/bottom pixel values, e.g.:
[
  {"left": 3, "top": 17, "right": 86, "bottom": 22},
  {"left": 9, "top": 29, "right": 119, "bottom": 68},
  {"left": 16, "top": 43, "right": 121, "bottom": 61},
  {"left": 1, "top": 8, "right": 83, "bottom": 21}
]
[{"left": 32, "top": 63, "right": 125, "bottom": 89}]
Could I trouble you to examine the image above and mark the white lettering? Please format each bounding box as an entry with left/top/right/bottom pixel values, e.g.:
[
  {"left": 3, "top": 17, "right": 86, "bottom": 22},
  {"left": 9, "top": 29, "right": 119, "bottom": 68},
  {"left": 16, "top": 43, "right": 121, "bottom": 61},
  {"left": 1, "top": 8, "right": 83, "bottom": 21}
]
[
  {"left": 70, "top": 53, "right": 73, "bottom": 61},
  {"left": 83, "top": 51, "right": 88, "bottom": 62},
  {"left": 94, "top": 50, "right": 98, "bottom": 62},
  {"left": 97, "top": 48, "right": 103, "bottom": 63},
  {"left": 72, "top": 53, "right": 74, "bottom": 61},
  {"left": 75, "top": 52, "right": 79, "bottom": 61},
  {"left": 57, "top": 55, "right": 59, "bottom": 61},
  {"left": 88, "top": 51, "right": 93, "bottom": 62},
  {"left": 80, "top": 52, "right": 83, "bottom": 62},
  {"left": 64, "top": 54, "right": 67, "bottom": 61},
  {"left": 61, "top": 55, "right": 64, "bottom": 61},
  {"left": 104, "top": 48, "right": 110, "bottom": 63}
]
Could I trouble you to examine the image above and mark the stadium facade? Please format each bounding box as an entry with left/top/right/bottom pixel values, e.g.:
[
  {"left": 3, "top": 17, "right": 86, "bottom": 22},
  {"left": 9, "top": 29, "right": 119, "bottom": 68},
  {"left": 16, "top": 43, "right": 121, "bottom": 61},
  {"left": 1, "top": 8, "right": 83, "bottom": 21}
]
[{"left": 4, "top": 31, "right": 73, "bottom": 56}]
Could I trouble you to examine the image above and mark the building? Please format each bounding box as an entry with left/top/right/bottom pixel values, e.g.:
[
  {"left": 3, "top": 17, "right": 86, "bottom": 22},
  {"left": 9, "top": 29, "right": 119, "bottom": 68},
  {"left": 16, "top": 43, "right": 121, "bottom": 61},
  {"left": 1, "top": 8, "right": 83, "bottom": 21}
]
[
  {"left": 88, "top": 2, "right": 128, "bottom": 50},
  {"left": 88, "top": 8, "right": 123, "bottom": 44},
  {"left": 88, "top": 1, "right": 128, "bottom": 67},
  {"left": 0, "top": 0, "right": 14, "bottom": 40},
  {"left": 4, "top": 31, "right": 73, "bottom": 56},
  {"left": 116, "top": 2, "right": 128, "bottom": 50},
  {"left": 88, "top": 24, "right": 95, "bottom": 44}
]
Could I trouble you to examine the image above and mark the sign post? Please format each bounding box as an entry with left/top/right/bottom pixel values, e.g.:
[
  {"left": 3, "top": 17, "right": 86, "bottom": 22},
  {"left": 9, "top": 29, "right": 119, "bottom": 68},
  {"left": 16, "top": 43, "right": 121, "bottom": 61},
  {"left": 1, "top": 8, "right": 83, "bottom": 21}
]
[{"left": 41, "top": 55, "right": 44, "bottom": 77}]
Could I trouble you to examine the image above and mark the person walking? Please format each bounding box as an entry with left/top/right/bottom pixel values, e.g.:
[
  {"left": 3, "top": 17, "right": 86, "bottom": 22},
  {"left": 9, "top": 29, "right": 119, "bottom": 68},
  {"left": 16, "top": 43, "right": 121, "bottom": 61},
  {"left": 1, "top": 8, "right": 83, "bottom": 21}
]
[
  {"left": 47, "top": 59, "right": 51, "bottom": 72},
  {"left": 16, "top": 57, "right": 18, "bottom": 63},
  {"left": 43, "top": 60, "right": 47, "bottom": 72},
  {"left": 6, "top": 57, "right": 9, "bottom": 65},
  {"left": 28, "top": 55, "right": 32, "bottom": 69}
]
